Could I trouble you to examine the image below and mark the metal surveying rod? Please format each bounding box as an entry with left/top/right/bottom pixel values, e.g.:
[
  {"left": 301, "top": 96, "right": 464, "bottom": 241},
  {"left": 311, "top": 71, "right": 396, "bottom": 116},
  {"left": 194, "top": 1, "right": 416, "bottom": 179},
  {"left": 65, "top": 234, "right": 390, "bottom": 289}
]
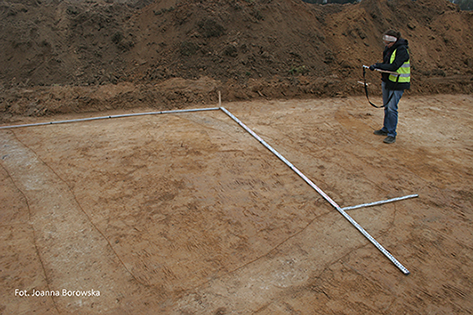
[{"left": 363, "top": 65, "right": 399, "bottom": 76}]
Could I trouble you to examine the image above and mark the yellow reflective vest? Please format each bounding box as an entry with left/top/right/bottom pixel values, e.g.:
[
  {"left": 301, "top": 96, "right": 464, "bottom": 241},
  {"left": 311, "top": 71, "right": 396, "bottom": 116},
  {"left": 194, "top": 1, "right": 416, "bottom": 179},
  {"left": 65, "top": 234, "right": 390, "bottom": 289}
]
[{"left": 389, "top": 49, "right": 411, "bottom": 84}]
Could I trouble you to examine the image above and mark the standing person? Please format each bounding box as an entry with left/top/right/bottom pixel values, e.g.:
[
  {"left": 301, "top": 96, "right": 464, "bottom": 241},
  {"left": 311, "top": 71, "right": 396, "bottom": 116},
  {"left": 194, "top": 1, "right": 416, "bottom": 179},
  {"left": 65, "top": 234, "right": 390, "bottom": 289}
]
[{"left": 369, "top": 30, "right": 411, "bottom": 144}]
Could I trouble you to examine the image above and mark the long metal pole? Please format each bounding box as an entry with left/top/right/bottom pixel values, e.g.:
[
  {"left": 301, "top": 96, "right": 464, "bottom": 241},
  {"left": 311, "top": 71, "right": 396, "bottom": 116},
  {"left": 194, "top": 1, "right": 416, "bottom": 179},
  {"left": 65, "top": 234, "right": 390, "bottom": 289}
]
[
  {"left": 342, "top": 194, "right": 419, "bottom": 211},
  {"left": 220, "top": 106, "right": 410, "bottom": 275},
  {"left": 0, "top": 107, "right": 221, "bottom": 129},
  {"left": 1, "top": 100, "right": 411, "bottom": 274}
]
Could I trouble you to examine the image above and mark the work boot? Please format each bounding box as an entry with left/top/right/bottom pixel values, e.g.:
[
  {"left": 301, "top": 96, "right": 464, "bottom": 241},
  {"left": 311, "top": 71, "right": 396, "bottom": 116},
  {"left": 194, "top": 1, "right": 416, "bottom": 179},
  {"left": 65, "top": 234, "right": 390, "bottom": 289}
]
[
  {"left": 383, "top": 136, "right": 396, "bottom": 144},
  {"left": 374, "top": 129, "right": 388, "bottom": 136}
]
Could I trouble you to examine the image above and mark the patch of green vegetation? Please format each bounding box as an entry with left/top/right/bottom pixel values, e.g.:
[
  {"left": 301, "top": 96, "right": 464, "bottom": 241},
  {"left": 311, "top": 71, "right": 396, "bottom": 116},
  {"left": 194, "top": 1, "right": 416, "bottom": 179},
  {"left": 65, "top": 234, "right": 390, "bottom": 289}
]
[{"left": 289, "top": 65, "right": 309, "bottom": 75}]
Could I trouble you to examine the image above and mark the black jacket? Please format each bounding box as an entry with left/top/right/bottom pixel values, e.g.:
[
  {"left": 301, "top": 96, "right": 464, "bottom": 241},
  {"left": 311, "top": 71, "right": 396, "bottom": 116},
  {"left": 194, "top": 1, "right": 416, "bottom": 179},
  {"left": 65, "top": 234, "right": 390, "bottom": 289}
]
[{"left": 375, "top": 38, "right": 410, "bottom": 90}]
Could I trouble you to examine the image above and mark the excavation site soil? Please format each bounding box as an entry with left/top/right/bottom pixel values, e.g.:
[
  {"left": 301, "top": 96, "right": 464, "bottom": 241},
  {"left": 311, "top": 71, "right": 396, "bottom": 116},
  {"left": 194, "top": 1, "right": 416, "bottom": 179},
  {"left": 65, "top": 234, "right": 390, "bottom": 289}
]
[{"left": 1, "top": 0, "right": 473, "bottom": 314}]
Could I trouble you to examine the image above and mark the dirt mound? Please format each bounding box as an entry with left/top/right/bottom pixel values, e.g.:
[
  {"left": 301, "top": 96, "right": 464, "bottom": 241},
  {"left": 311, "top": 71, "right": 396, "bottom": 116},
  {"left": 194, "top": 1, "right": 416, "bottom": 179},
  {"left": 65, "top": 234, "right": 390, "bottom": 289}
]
[{"left": 0, "top": 0, "right": 472, "bottom": 119}]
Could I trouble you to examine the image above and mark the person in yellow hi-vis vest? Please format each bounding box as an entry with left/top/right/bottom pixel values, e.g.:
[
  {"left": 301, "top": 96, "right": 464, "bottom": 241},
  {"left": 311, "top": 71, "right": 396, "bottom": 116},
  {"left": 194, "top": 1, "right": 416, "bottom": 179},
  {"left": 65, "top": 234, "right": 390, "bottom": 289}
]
[{"left": 369, "top": 30, "right": 411, "bottom": 144}]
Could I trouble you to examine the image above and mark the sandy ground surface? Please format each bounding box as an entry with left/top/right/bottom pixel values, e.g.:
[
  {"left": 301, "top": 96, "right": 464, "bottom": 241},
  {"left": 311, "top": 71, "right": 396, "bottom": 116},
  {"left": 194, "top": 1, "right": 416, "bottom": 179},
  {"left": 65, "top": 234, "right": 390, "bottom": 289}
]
[{"left": 1, "top": 94, "right": 472, "bottom": 314}]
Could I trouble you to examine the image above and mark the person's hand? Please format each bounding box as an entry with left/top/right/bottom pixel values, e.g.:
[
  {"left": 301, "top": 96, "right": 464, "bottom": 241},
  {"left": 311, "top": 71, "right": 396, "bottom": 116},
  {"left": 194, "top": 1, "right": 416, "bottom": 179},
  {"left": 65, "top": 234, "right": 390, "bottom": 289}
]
[{"left": 369, "top": 65, "right": 376, "bottom": 71}]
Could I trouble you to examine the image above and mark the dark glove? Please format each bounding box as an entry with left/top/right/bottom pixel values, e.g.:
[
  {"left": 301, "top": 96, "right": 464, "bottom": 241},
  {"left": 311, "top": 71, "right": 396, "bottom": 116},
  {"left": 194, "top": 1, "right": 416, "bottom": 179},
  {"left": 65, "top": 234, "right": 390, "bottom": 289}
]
[{"left": 369, "top": 65, "right": 376, "bottom": 71}]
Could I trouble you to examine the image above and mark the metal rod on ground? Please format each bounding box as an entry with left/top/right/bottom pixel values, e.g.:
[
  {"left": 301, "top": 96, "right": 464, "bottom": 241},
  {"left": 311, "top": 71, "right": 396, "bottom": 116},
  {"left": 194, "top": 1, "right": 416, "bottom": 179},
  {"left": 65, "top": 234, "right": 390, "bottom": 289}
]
[
  {"left": 220, "top": 106, "right": 410, "bottom": 275},
  {"left": 342, "top": 194, "right": 419, "bottom": 211},
  {"left": 0, "top": 107, "right": 221, "bottom": 130}
]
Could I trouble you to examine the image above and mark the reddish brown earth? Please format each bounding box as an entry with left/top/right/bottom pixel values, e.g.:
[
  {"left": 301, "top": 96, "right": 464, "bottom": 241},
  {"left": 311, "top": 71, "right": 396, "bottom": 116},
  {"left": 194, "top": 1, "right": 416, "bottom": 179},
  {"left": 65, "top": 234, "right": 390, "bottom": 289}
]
[
  {"left": 1, "top": 0, "right": 472, "bottom": 314},
  {"left": 1, "top": 94, "right": 473, "bottom": 314},
  {"left": 0, "top": 0, "right": 472, "bottom": 120}
]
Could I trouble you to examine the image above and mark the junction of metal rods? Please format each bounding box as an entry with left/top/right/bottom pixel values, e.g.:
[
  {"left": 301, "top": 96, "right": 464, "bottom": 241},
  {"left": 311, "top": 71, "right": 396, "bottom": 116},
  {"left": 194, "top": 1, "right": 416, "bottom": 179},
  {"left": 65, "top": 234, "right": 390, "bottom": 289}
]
[{"left": 0, "top": 97, "right": 418, "bottom": 275}]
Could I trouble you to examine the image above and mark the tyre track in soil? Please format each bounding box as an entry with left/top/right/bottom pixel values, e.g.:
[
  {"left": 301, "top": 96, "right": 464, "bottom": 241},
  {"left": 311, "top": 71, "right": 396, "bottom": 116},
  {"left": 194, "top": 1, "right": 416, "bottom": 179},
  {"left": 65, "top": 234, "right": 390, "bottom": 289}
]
[
  {"left": 0, "top": 162, "right": 60, "bottom": 314},
  {"left": 0, "top": 130, "right": 160, "bottom": 314},
  {"left": 1, "top": 95, "right": 472, "bottom": 314}
]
